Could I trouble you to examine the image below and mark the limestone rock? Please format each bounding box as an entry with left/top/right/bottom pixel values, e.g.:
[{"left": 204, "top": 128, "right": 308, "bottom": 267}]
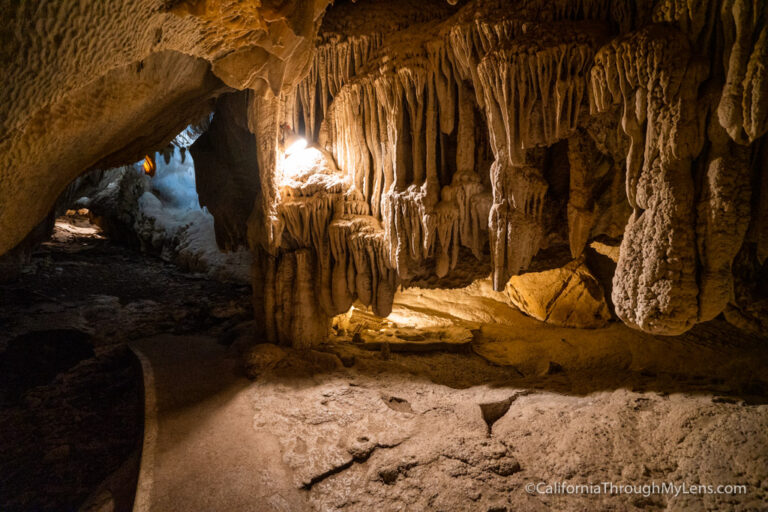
[
  {"left": 695, "top": 115, "right": 752, "bottom": 322},
  {"left": 0, "top": 0, "right": 332, "bottom": 256},
  {"left": 358, "top": 326, "right": 475, "bottom": 353},
  {"left": 505, "top": 259, "right": 611, "bottom": 328},
  {"left": 590, "top": 25, "right": 707, "bottom": 335},
  {"left": 242, "top": 343, "right": 288, "bottom": 377},
  {"left": 190, "top": 92, "right": 263, "bottom": 252}
]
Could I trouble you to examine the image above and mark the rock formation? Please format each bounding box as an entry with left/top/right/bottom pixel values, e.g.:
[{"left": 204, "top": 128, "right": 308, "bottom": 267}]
[
  {"left": 506, "top": 258, "right": 611, "bottom": 328},
  {"left": 0, "top": 0, "right": 332, "bottom": 256},
  {"left": 2, "top": 0, "right": 767, "bottom": 344}
]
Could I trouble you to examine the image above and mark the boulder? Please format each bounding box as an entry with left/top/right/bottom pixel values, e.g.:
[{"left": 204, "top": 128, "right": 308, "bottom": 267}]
[
  {"left": 242, "top": 343, "right": 287, "bottom": 378},
  {"left": 505, "top": 258, "right": 610, "bottom": 328}
]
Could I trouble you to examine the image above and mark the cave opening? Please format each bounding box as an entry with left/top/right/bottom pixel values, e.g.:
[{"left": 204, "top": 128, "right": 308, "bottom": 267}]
[{"left": 2, "top": 0, "right": 768, "bottom": 510}]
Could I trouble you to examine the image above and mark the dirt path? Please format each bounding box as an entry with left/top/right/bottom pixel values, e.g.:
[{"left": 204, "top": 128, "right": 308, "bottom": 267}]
[
  {"left": 0, "top": 216, "right": 251, "bottom": 512},
  {"left": 130, "top": 335, "right": 308, "bottom": 512}
]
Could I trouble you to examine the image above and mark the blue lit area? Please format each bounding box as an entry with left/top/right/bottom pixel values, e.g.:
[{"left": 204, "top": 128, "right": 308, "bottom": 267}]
[
  {"left": 110, "top": 123, "right": 251, "bottom": 282},
  {"left": 135, "top": 125, "right": 205, "bottom": 213}
]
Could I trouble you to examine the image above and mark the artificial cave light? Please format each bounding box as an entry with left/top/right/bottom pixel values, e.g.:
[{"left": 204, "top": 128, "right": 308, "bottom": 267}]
[
  {"left": 285, "top": 133, "right": 308, "bottom": 157},
  {"left": 142, "top": 154, "right": 156, "bottom": 177},
  {"left": 282, "top": 144, "right": 327, "bottom": 182}
]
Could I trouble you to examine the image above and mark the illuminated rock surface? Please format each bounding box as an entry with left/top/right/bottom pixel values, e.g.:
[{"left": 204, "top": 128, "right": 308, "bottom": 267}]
[{"left": 505, "top": 258, "right": 611, "bottom": 328}]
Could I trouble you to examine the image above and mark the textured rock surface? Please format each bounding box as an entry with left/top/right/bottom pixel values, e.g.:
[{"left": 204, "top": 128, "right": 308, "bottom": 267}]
[
  {"left": 0, "top": 0, "right": 332, "bottom": 255},
  {"left": 144, "top": 333, "right": 768, "bottom": 512},
  {"left": 4, "top": 188, "right": 768, "bottom": 511},
  {"left": 506, "top": 258, "right": 611, "bottom": 328},
  {"left": 590, "top": 25, "right": 707, "bottom": 335},
  {"left": 190, "top": 92, "right": 262, "bottom": 251}
]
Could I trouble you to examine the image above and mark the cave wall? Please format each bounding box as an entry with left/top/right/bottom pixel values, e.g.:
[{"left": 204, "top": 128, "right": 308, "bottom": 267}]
[{"left": 0, "top": 0, "right": 332, "bottom": 257}]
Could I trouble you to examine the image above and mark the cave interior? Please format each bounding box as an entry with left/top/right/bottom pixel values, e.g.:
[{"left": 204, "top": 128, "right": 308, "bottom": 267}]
[{"left": 1, "top": 0, "right": 768, "bottom": 510}]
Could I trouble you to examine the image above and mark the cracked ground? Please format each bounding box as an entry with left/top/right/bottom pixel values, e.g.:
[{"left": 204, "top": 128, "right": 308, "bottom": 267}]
[{"left": 242, "top": 340, "right": 768, "bottom": 511}]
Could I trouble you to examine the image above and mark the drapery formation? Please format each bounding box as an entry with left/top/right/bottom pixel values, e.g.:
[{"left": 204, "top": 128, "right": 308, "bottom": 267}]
[{"left": 237, "top": 0, "right": 768, "bottom": 345}]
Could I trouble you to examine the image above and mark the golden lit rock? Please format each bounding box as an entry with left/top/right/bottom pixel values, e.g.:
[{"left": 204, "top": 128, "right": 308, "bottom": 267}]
[{"left": 506, "top": 258, "right": 611, "bottom": 328}]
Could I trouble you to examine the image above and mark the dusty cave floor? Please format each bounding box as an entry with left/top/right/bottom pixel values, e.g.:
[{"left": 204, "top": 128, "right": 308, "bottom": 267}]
[
  {"left": 0, "top": 215, "right": 253, "bottom": 346},
  {"left": 133, "top": 329, "right": 768, "bottom": 512},
  {"left": 1, "top": 215, "right": 768, "bottom": 512}
]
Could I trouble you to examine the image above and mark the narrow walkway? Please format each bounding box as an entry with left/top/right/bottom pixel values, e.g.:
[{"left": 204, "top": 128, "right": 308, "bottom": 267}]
[{"left": 129, "top": 335, "right": 308, "bottom": 512}]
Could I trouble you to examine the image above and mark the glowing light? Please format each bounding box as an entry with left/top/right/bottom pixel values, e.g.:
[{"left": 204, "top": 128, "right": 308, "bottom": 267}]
[
  {"left": 283, "top": 145, "right": 321, "bottom": 180},
  {"left": 285, "top": 134, "right": 307, "bottom": 156},
  {"left": 281, "top": 123, "right": 307, "bottom": 157},
  {"left": 279, "top": 124, "right": 335, "bottom": 182},
  {"left": 142, "top": 154, "right": 156, "bottom": 177}
]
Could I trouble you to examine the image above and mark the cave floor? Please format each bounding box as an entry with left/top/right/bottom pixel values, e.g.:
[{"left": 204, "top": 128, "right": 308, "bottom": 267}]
[
  {"left": 134, "top": 332, "right": 768, "bottom": 512},
  {"left": 1, "top": 215, "right": 768, "bottom": 511}
]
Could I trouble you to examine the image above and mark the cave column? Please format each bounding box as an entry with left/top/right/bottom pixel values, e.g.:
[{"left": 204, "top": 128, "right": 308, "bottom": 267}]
[
  {"left": 246, "top": 92, "right": 331, "bottom": 348},
  {"left": 456, "top": 82, "right": 476, "bottom": 173}
]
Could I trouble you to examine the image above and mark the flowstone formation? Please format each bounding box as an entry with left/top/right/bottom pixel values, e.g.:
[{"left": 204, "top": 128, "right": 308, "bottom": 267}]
[
  {"left": 236, "top": 0, "right": 768, "bottom": 344},
  {"left": 2, "top": 0, "right": 768, "bottom": 344}
]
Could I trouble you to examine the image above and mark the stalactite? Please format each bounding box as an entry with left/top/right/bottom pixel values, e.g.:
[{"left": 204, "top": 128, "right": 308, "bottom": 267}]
[
  {"left": 295, "top": 34, "right": 383, "bottom": 140},
  {"left": 329, "top": 215, "right": 398, "bottom": 318},
  {"left": 589, "top": 25, "right": 708, "bottom": 335},
  {"left": 238, "top": 0, "right": 768, "bottom": 345},
  {"left": 654, "top": 0, "right": 768, "bottom": 145},
  {"left": 464, "top": 21, "right": 604, "bottom": 290},
  {"left": 448, "top": 17, "right": 522, "bottom": 109},
  {"left": 303, "top": 13, "right": 610, "bottom": 295},
  {"left": 476, "top": 22, "right": 604, "bottom": 164},
  {"left": 566, "top": 129, "right": 604, "bottom": 258},
  {"left": 718, "top": 0, "right": 768, "bottom": 144},
  {"left": 191, "top": 91, "right": 261, "bottom": 252},
  {"left": 487, "top": 157, "right": 547, "bottom": 290},
  {"left": 319, "top": 31, "right": 491, "bottom": 285},
  {"left": 248, "top": 136, "right": 404, "bottom": 347},
  {"left": 441, "top": 171, "right": 489, "bottom": 261},
  {"left": 247, "top": 93, "right": 284, "bottom": 254},
  {"left": 652, "top": 0, "right": 720, "bottom": 51},
  {"left": 696, "top": 110, "right": 752, "bottom": 322}
]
